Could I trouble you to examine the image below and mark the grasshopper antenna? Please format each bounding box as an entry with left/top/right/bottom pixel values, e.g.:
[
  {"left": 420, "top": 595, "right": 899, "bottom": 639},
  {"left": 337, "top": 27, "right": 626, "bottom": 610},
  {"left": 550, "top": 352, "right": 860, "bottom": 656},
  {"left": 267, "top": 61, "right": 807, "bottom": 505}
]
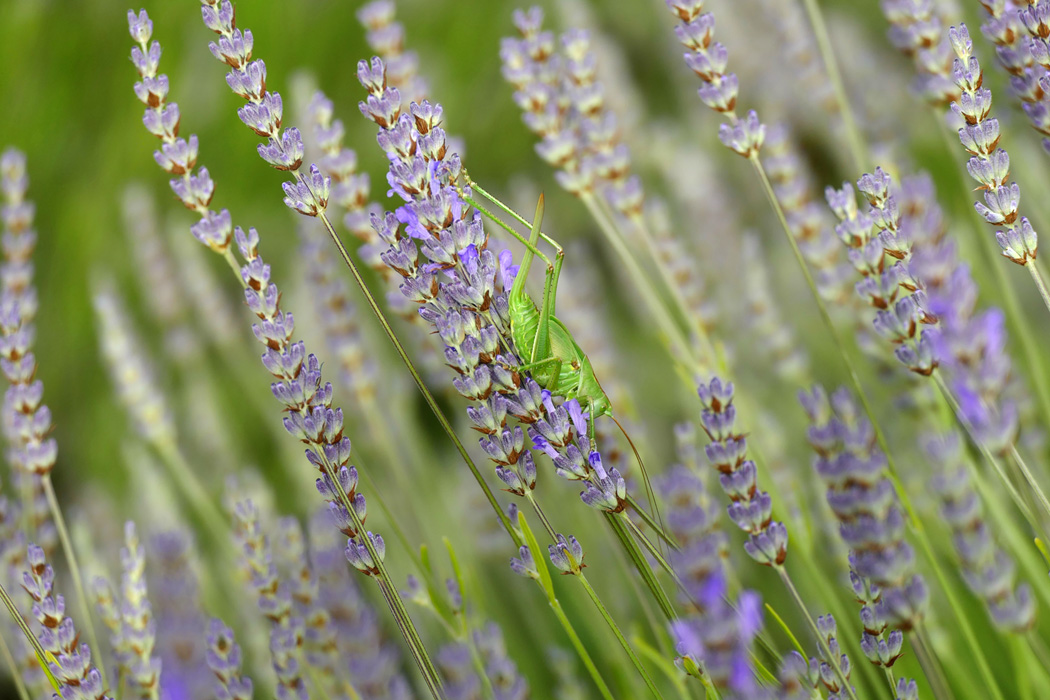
[{"left": 610, "top": 414, "right": 671, "bottom": 552}]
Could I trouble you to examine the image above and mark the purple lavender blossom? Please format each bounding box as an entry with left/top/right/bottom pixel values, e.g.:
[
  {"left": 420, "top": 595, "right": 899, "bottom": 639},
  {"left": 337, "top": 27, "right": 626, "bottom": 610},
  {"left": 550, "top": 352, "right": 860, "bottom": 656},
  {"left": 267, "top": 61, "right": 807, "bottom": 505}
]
[
  {"left": 197, "top": 0, "right": 330, "bottom": 219},
  {"left": 358, "top": 56, "right": 626, "bottom": 517},
  {"left": 825, "top": 168, "right": 939, "bottom": 376},
  {"left": 205, "top": 618, "right": 254, "bottom": 700},
  {"left": 801, "top": 386, "right": 928, "bottom": 632},
  {"left": 697, "top": 377, "right": 788, "bottom": 567},
  {"left": 115, "top": 522, "right": 162, "bottom": 697},
  {"left": 21, "top": 544, "right": 111, "bottom": 700},
  {"left": 925, "top": 432, "right": 1035, "bottom": 633},
  {"left": 0, "top": 147, "right": 56, "bottom": 558},
  {"left": 148, "top": 530, "right": 211, "bottom": 700},
  {"left": 670, "top": 571, "right": 763, "bottom": 698},
  {"left": 665, "top": 0, "right": 766, "bottom": 157},
  {"left": 949, "top": 23, "right": 1039, "bottom": 265},
  {"left": 880, "top": 1, "right": 960, "bottom": 105},
  {"left": 902, "top": 172, "right": 1028, "bottom": 455},
  {"left": 658, "top": 427, "right": 767, "bottom": 696},
  {"left": 231, "top": 500, "right": 307, "bottom": 699},
  {"left": 358, "top": 0, "right": 429, "bottom": 107}
]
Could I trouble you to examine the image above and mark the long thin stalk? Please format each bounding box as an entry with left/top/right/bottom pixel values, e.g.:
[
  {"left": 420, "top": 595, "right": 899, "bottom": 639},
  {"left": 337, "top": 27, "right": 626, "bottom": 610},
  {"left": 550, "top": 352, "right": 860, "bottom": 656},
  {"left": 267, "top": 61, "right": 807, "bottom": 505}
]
[
  {"left": 933, "top": 122, "right": 1050, "bottom": 439},
  {"left": 523, "top": 493, "right": 660, "bottom": 696},
  {"left": 798, "top": 0, "right": 869, "bottom": 174},
  {"left": 933, "top": 373, "right": 1042, "bottom": 534},
  {"left": 309, "top": 213, "right": 517, "bottom": 543},
  {"left": 625, "top": 494, "right": 679, "bottom": 549},
  {"left": 1027, "top": 261, "right": 1050, "bottom": 320},
  {"left": 374, "top": 572, "right": 445, "bottom": 699},
  {"left": 316, "top": 449, "right": 445, "bottom": 699},
  {"left": 577, "top": 573, "right": 665, "bottom": 699},
  {"left": 549, "top": 595, "right": 617, "bottom": 700},
  {"left": 883, "top": 667, "right": 898, "bottom": 697},
  {"left": 775, "top": 566, "right": 860, "bottom": 700},
  {"left": 0, "top": 579, "right": 60, "bottom": 692},
  {"left": 578, "top": 194, "right": 700, "bottom": 371},
  {"left": 0, "top": 623, "right": 31, "bottom": 700},
  {"left": 40, "top": 475, "right": 106, "bottom": 691},
  {"left": 153, "top": 440, "right": 236, "bottom": 558},
  {"left": 749, "top": 154, "right": 907, "bottom": 503},
  {"left": 619, "top": 512, "right": 691, "bottom": 601},
  {"left": 896, "top": 436, "right": 1007, "bottom": 700},
  {"left": 1009, "top": 445, "right": 1050, "bottom": 535},
  {"left": 606, "top": 512, "right": 678, "bottom": 622},
  {"left": 912, "top": 626, "right": 954, "bottom": 700}
]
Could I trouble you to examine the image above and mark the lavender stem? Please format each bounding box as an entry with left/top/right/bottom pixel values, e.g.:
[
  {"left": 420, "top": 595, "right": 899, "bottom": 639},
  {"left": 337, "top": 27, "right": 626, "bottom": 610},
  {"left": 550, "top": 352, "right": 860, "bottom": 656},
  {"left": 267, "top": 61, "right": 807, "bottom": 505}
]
[
  {"left": 0, "top": 579, "right": 58, "bottom": 692},
  {"left": 911, "top": 626, "right": 952, "bottom": 700},
  {"left": 313, "top": 209, "right": 517, "bottom": 543},
  {"left": 39, "top": 475, "right": 106, "bottom": 692},
  {"left": 0, "top": 614, "right": 30, "bottom": 700},
  {"left": 799, "top": 0, "right": 870, "bottom": 173},
  {"left": 578, "top": 192, "right": 699, "bottom": 370},
  {"left": 1027, "top": 261, "right": 1050, "bottom": 317},
  {"left": 775, "top": 566, "right": 860, "bottom": 700}
]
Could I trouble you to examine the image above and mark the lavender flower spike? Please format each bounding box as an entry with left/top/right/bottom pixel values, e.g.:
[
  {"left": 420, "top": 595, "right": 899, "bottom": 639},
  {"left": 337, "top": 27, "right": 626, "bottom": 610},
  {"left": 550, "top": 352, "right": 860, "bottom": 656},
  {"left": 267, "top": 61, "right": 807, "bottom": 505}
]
[
  {"left": 949, "top": 23, "right": 1038, "bottom": 265},
  {"left": 205, "top": 618, "right": 254, "bottom": 700},
  {"left": 93, "top": 522, "right": 161, "bottom": 699},
  {"left": 127, "top": 16, "right": 447, "bottom": 692},
  {"left": 21, "top": 544, "right": 112, "bottom": 700},
  {"left": 697, "top": 376, "right": 787, "bottom": 567},
  {"left": 198, "top": 0, "right": 330, "bottom": 218},
  {"left": 665, "top": 0, "right": 767, "bottom": 158}
]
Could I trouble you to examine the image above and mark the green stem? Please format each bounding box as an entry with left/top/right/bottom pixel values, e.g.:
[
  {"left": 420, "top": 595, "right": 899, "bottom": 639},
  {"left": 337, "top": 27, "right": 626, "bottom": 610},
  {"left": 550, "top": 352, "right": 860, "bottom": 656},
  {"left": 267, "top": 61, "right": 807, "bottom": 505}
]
[
  {"left": 375, "top": 573, "right": 445, "bottom": 699},
  {"left": 41, "top": 474, "right": 107, "bottom": 691},
  {"left": 911, "top": 626, "right": 954, "bottom": 700},
  {"left": 933, "top": 121, "right": 1050, "bottom": 443},
  {"left": 606, "top": 511, "right": 678, "bottom": 621},
  {"left": 318, "top": 450, "right": 445, "bottom": 699},
  {"left": 1012, "top": 635, "right": 1034, "bottom": 700},
  {"left": 312, "top": 212, "right": 516, "bottom": 543},
  {"left": 775, "top": 566, "right": 860, "bottom": 700},
  {"left": 524, "top": 494, "right": 663, "bottom": 697},
  {"left": 626, "top": 494, "right": 680, "bottom": 549},
  {"left": 933, "top": 373, "right": 1040, "bottom": 531},
  {"left": 549, "top": 599, "right": 617, "bottom": 700},
  {"left": 632, "top": 634, "right": 692, "bottom": 700},
  {"left": 1027, "top": 633, "right": 1050, "bottom": 677},
  {"left": 0, "top": 622, "right": 31, "bottom": 700},
  {"left": 798, "top": 0, "right": 869, "bottom": 174},
  {"left": 153, "top": 439, "right": 234, "bottom": 556},
  {"left": 903, "top": 474, "right": 1006, "bottom": 700},
  {"left": 1009, "top": 444, "right": 1050, "bottom": 537},
  {"left": 462, "top": 619, "right": 498, "bottom": 700},
  {"left": 1029, "top": 256, "right": 1050, "bottom": 318},
  {"left": 577, "top": 573, "right": 665, "bottom": 699},
  {"left": 578, "top": 193, "right": 700, "bottom": 372},
  {"left": 883, "top": 667, "right": 898, "bottom": 697},
  {"left": 749, "top": 153, "right": 909, "bottom": 517},
  {"left": 620, "top": 512, "right": 690, "bottom": 600},
  {"left": 0, "top": 579, "right": 61, "bottom": 693}
]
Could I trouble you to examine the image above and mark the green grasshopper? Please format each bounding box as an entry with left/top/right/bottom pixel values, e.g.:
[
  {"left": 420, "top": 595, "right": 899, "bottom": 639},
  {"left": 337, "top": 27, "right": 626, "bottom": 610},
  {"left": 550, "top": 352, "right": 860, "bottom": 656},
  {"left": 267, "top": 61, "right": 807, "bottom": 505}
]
[{"left": 454, "top": 172, "right": 666, "bottom": 534}]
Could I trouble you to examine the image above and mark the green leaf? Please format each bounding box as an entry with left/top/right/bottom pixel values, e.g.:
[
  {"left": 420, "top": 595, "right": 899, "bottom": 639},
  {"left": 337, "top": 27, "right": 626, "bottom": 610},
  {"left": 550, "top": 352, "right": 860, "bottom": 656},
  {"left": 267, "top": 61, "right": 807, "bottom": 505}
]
[{"left": 517, "top": 509, "right": 555, "bottom": 599}]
